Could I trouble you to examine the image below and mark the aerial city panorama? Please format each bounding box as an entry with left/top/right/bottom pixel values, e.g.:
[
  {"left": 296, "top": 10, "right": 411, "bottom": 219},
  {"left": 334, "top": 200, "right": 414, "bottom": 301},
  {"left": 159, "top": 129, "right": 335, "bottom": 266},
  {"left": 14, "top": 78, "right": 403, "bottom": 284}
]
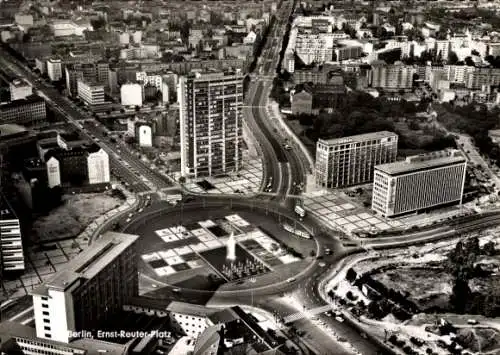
[{"left": 0, "top": 0, "right": 500, "bottom": 354}]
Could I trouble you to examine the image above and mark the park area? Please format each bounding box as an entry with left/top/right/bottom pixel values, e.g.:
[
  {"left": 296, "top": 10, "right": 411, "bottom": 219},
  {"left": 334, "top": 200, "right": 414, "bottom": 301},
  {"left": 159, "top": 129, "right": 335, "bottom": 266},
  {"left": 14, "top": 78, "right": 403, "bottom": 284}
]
[{"left": 31, "top": 192, "right": 124, "bottom": 243}]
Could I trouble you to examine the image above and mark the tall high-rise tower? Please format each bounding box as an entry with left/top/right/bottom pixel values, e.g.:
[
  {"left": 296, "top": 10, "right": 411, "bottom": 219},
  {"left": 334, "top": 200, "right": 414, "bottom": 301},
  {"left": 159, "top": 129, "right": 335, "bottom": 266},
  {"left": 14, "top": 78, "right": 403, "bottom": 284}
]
[{"left": 178, "top": 70, "right": 244, "bottom": 178}]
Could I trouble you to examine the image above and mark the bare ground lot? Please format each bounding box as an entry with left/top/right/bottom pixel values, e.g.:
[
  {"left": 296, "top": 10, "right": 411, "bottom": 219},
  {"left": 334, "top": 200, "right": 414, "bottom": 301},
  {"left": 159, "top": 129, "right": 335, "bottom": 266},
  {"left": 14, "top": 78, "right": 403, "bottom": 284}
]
[
  {"left": 31, "top": 192, "right": 123, "bottom": 243},
  {"left": 372, "top": 266, "right": 453, "bottom": 311}
]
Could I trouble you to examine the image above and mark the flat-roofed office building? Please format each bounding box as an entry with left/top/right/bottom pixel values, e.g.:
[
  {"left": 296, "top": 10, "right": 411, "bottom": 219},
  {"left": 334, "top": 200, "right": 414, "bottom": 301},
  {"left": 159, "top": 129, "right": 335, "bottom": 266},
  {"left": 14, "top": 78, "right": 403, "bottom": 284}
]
[
  {"left": 31, "top": 231, "right": 139, "bottom": 343},
  {"left": 372, "top": 149, "right": 467, "bottom": 217},
  {"left": 315, "top": 131, "right": 398, "bottom": 188},
  {"left": 178, "top": 70, "right": 243, "bottom": 178},
  {"left": 0, "top": 194, "right": 25, "bottom": 273}
]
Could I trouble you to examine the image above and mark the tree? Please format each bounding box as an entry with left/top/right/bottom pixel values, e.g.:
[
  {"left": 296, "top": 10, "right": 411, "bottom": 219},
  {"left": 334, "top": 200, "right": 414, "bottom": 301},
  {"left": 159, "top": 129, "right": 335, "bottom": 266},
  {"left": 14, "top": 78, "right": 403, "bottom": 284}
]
[
  {"left": 178, "top": 176, "right": 186, "bottom": 184},
  {"left": 448, "top": 51, "right": 459, "bottom": 65}
]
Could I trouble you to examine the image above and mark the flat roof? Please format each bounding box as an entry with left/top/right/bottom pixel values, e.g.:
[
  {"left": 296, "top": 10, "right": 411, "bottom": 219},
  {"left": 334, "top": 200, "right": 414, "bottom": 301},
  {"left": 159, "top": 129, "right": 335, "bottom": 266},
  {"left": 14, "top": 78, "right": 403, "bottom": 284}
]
[
  {"left": 167, "top": 301, "right": 219, "bottom": 317},
  {"left": 318, "top": 131, "right": 397, "bottom": 146},
  {"left": 31, "top": 232, "right": 138, "bottom": 294},
  {"left": 0, "top": 123, "right": 28, "bottom": 136},
  {"left": 10, "top": 79, "right": 30, "bottom": 87},
  {"left": 375, "top": 150, "right": 466, "bottom": 176}
]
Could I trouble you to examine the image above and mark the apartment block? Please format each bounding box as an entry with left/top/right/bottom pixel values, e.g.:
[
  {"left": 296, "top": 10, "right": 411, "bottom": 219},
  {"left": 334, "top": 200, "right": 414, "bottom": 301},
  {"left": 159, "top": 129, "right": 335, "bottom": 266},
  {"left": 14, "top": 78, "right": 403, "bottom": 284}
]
[
  {"left": 31, "top": 231, "right": 139, "bottom": 343},
  {"left": 370, "top": 62, "right": 416, "bottom": 90},
  {"left": 315, "top": 131, "right": 398, "bottom": 188},
  {"left": 0, "top": 194, "right": 25, "bottom": 273},
  {"left": 372, "top": 150, "right": 467, "bottom": 217},
  {"left": 178, "top": 70, "right": 243, "bottom": 178}
]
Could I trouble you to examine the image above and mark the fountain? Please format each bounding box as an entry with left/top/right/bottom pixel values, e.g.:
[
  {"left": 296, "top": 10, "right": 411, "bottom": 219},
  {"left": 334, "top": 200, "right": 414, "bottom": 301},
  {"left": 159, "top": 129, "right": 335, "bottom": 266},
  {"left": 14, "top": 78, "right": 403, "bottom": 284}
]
[{"left": 226, "top": 232, "right": 236, "bottom": 261}]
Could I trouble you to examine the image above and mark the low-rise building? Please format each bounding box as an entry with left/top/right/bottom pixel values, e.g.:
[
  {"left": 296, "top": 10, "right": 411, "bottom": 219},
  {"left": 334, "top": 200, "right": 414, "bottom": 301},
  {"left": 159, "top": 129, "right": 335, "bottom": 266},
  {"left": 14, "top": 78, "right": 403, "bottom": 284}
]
[{"left": 0, "top": 95, "right": 46, "bottom": 125}]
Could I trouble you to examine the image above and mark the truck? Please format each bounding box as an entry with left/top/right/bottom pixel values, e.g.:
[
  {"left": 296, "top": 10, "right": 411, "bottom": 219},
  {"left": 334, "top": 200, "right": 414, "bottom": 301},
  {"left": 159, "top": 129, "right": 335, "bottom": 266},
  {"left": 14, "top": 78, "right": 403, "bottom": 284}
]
[{"left": 294, "top": 204, "right": 306, "bottom": 218}]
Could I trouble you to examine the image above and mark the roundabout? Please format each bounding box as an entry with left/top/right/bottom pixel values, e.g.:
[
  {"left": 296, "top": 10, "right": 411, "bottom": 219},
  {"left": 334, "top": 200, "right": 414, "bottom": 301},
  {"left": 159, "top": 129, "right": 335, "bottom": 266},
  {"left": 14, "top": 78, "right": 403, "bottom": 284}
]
[{"left": 121, "top": 198, "right": 326, "bottom": 303}]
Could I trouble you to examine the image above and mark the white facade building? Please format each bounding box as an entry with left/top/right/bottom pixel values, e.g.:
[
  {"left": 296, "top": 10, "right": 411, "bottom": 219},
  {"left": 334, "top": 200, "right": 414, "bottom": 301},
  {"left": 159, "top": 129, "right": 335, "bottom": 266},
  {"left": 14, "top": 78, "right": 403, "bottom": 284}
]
[
  {"left": 137, "top": 124, "right": 153, "bottom": 147},
  {"left": 47, "top": 59, "right": 62, "bottom": 82},
  {"left": 9, "top": 79, "right": 32, "bottom": 101},
  {"left": 77, "top": 80, "right": 104, "bottom": 106},
  {"left": 372, "top": 150, "right": 467, "bottom": 217},
  {"left": 46, "top": 156, "right": 61, "bottom": 188},
  {"left": 0, "top": 196, "right": 25, "bottom": 272},
  {"left": 87, "top": 148, "right": 110, "bottom": 184},
  {"left": 120, "top": 83, "right": 143, "bottom": 107},
  {"left": 31, "top": 232, "right": 139, "bottom": 343}
]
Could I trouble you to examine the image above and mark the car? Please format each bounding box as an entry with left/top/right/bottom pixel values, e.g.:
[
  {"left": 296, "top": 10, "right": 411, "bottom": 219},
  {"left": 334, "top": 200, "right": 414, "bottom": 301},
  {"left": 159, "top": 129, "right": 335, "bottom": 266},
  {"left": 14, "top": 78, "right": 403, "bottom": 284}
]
[
  {"left": 318, "top": 262, "right": 326, "bottom": 267},
  {"left": 151, "top": 284, "right": 158, "bottom": 288},
  {"left": 125, "top": 218, "right": 131, "bottom": 223},
  {"left": 284, "top": 144, "right": 292, "bottom": 150},
  {"left": 286, "top": 277, "right": 296, "bottom": 283},
  {"left": 172, "top": 288, "right": 181, "bottom": 293},
  {"left": 335, "top": 316, "right": 344, "bottom": 323},
  {"left": 128, "top": 213, "right": 133, "bottom": 218},
  {"left": 138, "top": 208, "right": 144, "bottom": 213}
]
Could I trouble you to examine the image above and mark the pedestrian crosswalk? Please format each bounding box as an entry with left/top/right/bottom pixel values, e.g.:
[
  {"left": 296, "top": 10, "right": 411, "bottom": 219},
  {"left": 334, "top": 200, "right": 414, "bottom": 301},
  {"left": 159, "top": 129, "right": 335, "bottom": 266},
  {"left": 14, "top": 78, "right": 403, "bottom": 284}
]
[{"left": 283, "top": 304, "right": 334, "bottom": 323}]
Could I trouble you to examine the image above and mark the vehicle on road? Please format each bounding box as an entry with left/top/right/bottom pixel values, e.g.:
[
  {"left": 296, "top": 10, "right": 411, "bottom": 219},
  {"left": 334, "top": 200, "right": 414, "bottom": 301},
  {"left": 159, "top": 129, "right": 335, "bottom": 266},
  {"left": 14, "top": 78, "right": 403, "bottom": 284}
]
[
  {"left": 318, "top": 262, "right": 326, "bottom": 267},
  {"left": 335, "top": 316, "right": 344, "bottom": 323},
  {"left": 286, "top": 277, "right": 296, "bottom": 283},
  {"left": 325, "top": 248, "right": 332, "bottom": 255},
  {"left": 284, "top": 144, "right": 292, "bottom": 150}
]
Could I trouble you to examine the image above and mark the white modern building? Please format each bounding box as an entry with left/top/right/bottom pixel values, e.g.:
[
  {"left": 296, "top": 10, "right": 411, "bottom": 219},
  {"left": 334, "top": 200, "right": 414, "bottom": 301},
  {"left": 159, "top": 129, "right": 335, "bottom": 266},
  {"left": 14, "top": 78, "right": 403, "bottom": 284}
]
[
  {"left": 9, "top": 79, "right": 32, "bottom": 101},
  {"left": 372, "top": 149, "right": 467, "bottom": 217},
  {"left": 46, "top": 156, "right": 61, "bottom": 188},
  {"left": 77, "top": 80, "right": 104, "bottom": 106},
  {"left": 120, "top": 83, "right": 143, "bottom": 107},
  {"left": 47, "top": 58, "right": 62, "bottom": 82},
  {"left": 315, "top": 131, "right": 398, "bottom": 188},
  {"left": 137, "top": 124, "right": 153, "bottom": 147},
  {"left": 167, "top": 302, "right": 218, "bottom": 338},
  {"left": 178, "top": 70, "right": 244, "bottom": 178},
  {"left": 0, "top": 195, "right": 25, "bottom": 272},
  {"left": 87, "top": 148, "right": 110, "bottom": 184},
  {"left": 31, "top": 232, "right": 139, "bottom": 343}
]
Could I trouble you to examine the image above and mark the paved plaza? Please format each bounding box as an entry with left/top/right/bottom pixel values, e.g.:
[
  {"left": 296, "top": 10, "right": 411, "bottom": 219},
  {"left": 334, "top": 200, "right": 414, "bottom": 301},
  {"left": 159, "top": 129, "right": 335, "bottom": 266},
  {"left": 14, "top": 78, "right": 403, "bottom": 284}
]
[
  {"left": 141, "top": 214, "right": 301, "bottom": 282},
  {"left": 304, "top": 190, "right": 405, "bottom": 235},
  {"left": 183, "top": 152, "right": 263, "bottom": 195}
]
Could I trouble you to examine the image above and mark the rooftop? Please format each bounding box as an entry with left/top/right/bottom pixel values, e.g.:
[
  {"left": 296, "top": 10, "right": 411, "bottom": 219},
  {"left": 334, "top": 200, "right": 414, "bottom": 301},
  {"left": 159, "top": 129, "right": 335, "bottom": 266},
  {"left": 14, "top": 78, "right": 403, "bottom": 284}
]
[
  {"left": 167, "top": 301, "right": 219, "bottom": 317},
  {"left": 10, "top": 78, "right": 30, "bottom": 88},
  {"left": 375, "top": 149, "right": 466, "bottom": 176},
  {"left": 318, "top": 131, "right": 397, "bottom": 146},
  {"left": 31, "top": 232, "right": 138, "bottom": 294},
  {"left": 0, "top": 123, "right": 28, "bottom": 137}
]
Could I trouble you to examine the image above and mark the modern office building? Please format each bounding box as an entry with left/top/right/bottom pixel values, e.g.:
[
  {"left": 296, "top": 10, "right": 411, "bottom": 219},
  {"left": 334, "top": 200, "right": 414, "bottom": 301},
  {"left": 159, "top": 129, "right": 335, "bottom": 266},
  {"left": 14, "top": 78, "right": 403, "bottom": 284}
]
[
  {"left": 372, "top": 149, "right": 467, "bottom": 217},
  {"left": 77, "top": 79, "right": 105, "bottom": 106},
  {"left": 0, "top": 95, "right": 47, "bottom": 125},
  {"left": 9, "top": 78, "right": 32, "bottom": 101},
  {"left": 178, "top": 70, "right": 244, "bottom": 178},
  {"left": 0, "top": 194, "right": 25, "bottom": 273},
  {"left": 315, "top": 131, "right": 398, "bottom": 188},
  {"left": 31, "top": 231, "right": 139, "bottom": 343},
  {"left": 47, "top": 58, "right": 63, "bottom": 82}
]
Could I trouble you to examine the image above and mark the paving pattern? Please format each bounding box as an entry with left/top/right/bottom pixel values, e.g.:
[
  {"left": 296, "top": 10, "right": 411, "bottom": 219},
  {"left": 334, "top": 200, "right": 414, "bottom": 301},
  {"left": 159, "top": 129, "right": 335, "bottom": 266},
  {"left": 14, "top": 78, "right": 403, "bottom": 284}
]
[
  {"left": 142, "top": 214, "right": 301, "bottom": 279},
  {"left": 183, "top": 153, "right": 263, "bottom": 195},
  {"left": 304, "top": 190, "right": 405, "bottom": 235}
]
